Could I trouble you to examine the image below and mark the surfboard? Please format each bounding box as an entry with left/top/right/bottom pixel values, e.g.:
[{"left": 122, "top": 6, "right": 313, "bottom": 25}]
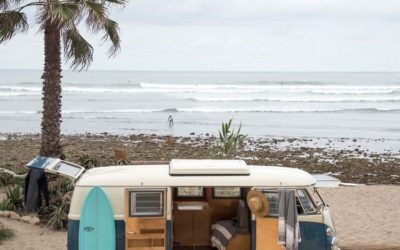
[{"left": 79, "top": 186, "right": 116, "bottom": 250}]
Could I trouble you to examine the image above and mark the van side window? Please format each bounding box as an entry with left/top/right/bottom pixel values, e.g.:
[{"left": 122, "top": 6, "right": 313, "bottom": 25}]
[
  {"left": 296, "top": 189, "right": 317, "bottom": 214},
  {"left": 263, "top": 191, "right": 279, "bottom": 216},
  {"left": 130, "top": 191, "right": 163, "bottom": 217},
  {"left": 263, "top": 190, "right": 308, "bottom": 216},
  {"left": 213, "top": 187, "right": 241, "bottom": 198},
  {"left": 176, "top": 187, "right": 205, "bottom": 198}
]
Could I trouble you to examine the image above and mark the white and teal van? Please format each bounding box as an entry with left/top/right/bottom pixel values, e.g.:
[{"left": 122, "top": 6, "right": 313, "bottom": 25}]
[{"left": 55, "top": 159, "right": 339, "bottom": 250}]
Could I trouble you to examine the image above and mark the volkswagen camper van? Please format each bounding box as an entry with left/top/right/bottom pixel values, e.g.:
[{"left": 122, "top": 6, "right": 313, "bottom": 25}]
[{"left": 38, "top": 158, "right": 339, "bottom": 250}]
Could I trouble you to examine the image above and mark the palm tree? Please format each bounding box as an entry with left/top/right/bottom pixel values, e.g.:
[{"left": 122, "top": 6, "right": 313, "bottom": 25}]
[{"left": 0, "top": 0, "right": 125, "bottom": 157}]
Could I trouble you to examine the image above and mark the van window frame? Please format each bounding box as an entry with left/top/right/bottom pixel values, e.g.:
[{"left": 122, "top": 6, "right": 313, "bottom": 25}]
[
  {"left": 296, "top": 189, "right": 318, "bottom": 215},
  {"left": 128, "top": 190, "right": 165, "bottom": 217},
  {"left": 261, "top": 190, "right": 281, "bottom": 217},
  {"left": 213, "top": 187, "right": 242, "bottom": 199},
  {"left": 174, "top": 187, "right": 207, "bottom": 201},
  {"left": 257, "top": 188, "right": 319, "bottom": 217}
]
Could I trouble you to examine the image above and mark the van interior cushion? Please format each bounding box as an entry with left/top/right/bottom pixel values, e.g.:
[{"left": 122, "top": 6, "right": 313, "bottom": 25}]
[{"left": 234, "top": 200, "right": 249, "bottom": 233}]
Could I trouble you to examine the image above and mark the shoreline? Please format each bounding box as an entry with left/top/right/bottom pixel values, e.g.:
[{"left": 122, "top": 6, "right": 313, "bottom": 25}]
[{"left": 0, "top": 133, "right": 399, "bottom": 185}]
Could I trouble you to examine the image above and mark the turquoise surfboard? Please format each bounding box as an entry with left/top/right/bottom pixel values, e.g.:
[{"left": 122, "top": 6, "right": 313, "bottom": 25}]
[{"left": 79, "top": 186, "right": 116, "bottom": 250}]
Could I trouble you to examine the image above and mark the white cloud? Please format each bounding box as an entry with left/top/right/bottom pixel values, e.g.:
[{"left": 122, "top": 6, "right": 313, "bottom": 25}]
[{"left": 1, "top": 0, "right": 400, "bottom": 71}]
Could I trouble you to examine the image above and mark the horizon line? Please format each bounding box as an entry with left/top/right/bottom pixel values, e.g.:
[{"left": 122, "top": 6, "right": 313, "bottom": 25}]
[{"left": 1, "top": 68, "right": 400, "bottom": 73}]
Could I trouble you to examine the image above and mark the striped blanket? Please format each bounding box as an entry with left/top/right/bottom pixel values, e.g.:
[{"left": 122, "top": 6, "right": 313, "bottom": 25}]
[
  {"left": 211, "top": 220, "right": 240, "bottom": 250},
  {"left": 278, "top": 189, "right": 301, "bottom": 250}
]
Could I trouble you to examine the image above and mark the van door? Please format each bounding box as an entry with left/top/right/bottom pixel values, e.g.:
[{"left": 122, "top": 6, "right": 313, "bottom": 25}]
[
  {"left": 254, "top": 190, "right": 282, "bottom": 250},
  {"left": 255, "top": 189, "right": 330, "bottom": 250},
  {"left": 124, "top": 189, "right": 167, "bottom": 250}
]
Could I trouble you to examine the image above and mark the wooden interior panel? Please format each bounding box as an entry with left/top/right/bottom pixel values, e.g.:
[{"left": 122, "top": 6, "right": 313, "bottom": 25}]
[
  {"left": 172, "top": 202, "right": 212, "bottom": 246},
  {"left": 226, "top": 234, "right": 250, "bottom": 250},
  {"left": 125, "top": 189, "right": 166, "bottom": 250},
  {"left": 172, "top": 188, "right": 243, "bottom": 247},
  {"left": 256, "top": 217, "right": 284, "bottom": 250}
]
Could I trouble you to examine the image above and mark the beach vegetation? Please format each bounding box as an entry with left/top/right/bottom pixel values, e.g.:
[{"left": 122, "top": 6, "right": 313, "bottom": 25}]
[
  {"left": 79, "top": 154, "right": 99, "bottom": 169},
  {"left": 0, "top": 186, "right": 23, "bottom": 211},
  {"left": 0, "top": 0, "right": 126, "bottom": 157},
  {"left": 0, "top": 173, "right": 14, "bottom": 188},
  {"left": 0, "top": 224, "right": 14, "bottom": 244},
  {"left": 211, "top": 119, "right": 246, "bottom": 157},
  {"left": 51, "top": 177, "right": 75, "bottom": 195},
  {"left": 48, "top": 198, "right": 70, "bottom": 229},
  {"left": 0, "top": 167, "right": 25, "bottom": 188},
  {"left": 43, "top": 176, "right": 73, "bottom": 229}
]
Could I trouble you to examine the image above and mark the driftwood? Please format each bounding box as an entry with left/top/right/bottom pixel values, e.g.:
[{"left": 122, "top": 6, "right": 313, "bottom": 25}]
[{"left": 0, "top": 168, "right": 27, "bottom": 179}]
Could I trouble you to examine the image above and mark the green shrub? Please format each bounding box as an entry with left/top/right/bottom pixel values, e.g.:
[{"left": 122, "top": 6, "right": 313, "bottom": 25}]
[
  {"left": 0, "top": 224, "right": 14, "bottom": 244},
  {"left": 79, "top": 154, "right": 99, "bottom": 169},
  {"left": 47, "top": 197, "right": 70, "bottom": 229},
  {"left": 57, "top": 178, "right": 75, "bottom": 194},
  {"left": 0, "top": 186, "right": 23, "bottom": 211},
  {"left": 0, "top": 173, "right": 13, "bottom": 187},
  {"left": 211, "top": 119, "right": 246, "bottom": 157},
  {"left": 0, "top": 166, "right": 25, "bottom": 187}
]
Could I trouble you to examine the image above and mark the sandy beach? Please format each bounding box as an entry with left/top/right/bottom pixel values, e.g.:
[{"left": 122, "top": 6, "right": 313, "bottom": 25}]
[{"left": 0, "top": 134, "right": 399, "bottom": 249}]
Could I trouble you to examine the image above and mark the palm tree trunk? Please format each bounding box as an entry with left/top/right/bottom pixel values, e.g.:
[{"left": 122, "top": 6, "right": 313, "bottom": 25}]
[{"left": 40, "top": 21, "right": 63, "bottom": 157}]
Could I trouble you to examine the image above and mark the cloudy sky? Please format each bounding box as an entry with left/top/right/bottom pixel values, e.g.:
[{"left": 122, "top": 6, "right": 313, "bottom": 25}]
[{"left": 1, "top": 0, "right": 400, "bottom": 71}]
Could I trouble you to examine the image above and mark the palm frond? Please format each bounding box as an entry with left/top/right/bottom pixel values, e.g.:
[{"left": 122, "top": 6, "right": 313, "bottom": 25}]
[
  {"left": 102, "top": 17, "right": 120, "bottom": 56},
  {"left": 62, "top": 27, "right": 93, "bottom": 70},
  {"left": 38, "top": 2, "right": 79, "bottom": 28},
  {"left": 0, "top": 0, "right": 25, "bottom": 11},
  {"left": 84, "top": 0, "right": 107, "bottom": 31},
  {"left": 0, "top": 10, "right": 28, "bottom": 43},
  {"left": 103, "top": 0, "right": 127, "bottom": 6}
]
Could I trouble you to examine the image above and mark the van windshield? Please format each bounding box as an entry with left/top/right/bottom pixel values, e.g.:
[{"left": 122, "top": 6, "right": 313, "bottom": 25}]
[{"left": 296, "top": 189, "right": 317, "bottom": 214}]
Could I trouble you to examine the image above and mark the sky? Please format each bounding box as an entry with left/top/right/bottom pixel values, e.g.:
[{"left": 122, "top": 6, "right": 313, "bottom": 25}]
[{"left": 1, "top": 0, "right": 400, "bottom": 71}]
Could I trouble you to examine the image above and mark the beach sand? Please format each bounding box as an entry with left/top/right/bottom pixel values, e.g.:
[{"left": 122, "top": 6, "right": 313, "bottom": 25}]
[
  {"left": 0, "top": 185, "right": 399, "bottom": 249},
  {"left": 319, "top": 186, "right": 400, "bottom": 249},
  {"left": 0, "top": 217, "right": 67, "bottom": 249}
]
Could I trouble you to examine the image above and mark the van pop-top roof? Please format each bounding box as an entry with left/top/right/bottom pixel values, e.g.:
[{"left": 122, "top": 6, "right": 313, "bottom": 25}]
[{"left": 75, "top": 162, "right": 316, "bottom": 188}]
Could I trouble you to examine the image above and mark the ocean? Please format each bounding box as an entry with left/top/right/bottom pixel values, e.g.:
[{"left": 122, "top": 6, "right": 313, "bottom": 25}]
[{"left": 0, "top": 70, "right": 400, "bottom": 140}]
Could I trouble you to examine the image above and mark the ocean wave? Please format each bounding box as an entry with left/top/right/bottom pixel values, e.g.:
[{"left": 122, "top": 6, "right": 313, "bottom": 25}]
[
  {"left": 308, "top": 89, "right": 399, "bottom": 94},
  {"left": 61, "top": 107, "right": 400, "bottom": 114},
  {"left": 0, "top": 86, "right": 41, "bottom": 92},
  {"left": 1, "top": 107, "right": 399, "bottom": 116},
  {"left": 70, "top": 83, "right": 400, "bottom": 95},
  {"left": 139, "top": 82, "right": 400, "bottom": 91},
  {"left": 0, "top": 111, "right": 39, "bottom": 115},
  {"left": 189, "top": 96, "right": 400, "bottom": 102},
  {"left": 2, "top": 82, "right": 400, "bottom": 96},
  {"left": 0, "top": 92, "right": 41, "bottom": 97}
]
